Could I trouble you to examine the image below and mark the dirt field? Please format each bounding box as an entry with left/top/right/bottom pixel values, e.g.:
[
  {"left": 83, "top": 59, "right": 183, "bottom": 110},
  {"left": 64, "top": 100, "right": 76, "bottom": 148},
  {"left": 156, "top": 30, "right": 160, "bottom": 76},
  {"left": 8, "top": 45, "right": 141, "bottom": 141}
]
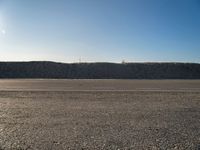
[{"left": 0, "top": 80, "right": 199, "bottom": 150}]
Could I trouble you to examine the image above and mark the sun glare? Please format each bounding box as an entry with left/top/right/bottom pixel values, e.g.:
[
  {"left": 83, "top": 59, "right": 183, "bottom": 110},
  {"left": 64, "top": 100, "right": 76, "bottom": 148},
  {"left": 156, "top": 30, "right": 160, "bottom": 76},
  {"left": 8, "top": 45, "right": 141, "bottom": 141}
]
[{"left": 1, "top": 29, "right": 5, "bottom": 35}]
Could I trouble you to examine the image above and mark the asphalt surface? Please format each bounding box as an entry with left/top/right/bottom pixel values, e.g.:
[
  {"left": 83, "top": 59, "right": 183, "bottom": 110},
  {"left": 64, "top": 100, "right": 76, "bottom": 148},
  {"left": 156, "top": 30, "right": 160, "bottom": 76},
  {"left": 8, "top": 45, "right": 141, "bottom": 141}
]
[{"left": 0, "top": 80, "right": 199, "bottom": 150}]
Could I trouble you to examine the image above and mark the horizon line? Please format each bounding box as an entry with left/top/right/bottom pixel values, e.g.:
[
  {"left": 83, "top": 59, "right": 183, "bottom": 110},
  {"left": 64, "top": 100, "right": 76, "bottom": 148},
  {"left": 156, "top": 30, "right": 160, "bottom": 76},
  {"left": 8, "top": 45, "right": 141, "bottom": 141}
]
[{"left": 0, "top": 60, "right": 199, "bottom": 64}]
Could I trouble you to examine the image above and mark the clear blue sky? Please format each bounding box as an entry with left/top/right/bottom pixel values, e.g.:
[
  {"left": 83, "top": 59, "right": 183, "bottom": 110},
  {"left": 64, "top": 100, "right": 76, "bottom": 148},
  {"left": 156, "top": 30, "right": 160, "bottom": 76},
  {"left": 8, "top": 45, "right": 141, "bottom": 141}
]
[{"left": 0, "top": 0, "right": 199, "bottom": 63}]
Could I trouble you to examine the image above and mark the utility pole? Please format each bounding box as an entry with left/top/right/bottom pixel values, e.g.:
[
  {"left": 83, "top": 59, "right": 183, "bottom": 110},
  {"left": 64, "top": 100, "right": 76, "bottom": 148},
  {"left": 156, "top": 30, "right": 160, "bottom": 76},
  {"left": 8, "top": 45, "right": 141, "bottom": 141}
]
[{"left": 79, "top": 57, "right": 81, "bottom": 63}]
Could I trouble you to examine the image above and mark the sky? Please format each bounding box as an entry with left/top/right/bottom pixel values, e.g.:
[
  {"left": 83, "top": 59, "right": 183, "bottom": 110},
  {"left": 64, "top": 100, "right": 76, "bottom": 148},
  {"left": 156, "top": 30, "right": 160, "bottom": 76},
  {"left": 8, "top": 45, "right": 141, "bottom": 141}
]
[{"left": 0, "top": 0, "right": 199, "bottom": 63}]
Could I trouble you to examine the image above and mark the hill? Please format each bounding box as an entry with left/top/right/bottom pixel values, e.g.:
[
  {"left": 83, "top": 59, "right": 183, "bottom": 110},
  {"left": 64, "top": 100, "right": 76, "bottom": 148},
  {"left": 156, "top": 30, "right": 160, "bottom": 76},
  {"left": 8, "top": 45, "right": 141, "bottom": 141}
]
[{"left": 0, "top": 61, "right": 199, "bottom": 79}]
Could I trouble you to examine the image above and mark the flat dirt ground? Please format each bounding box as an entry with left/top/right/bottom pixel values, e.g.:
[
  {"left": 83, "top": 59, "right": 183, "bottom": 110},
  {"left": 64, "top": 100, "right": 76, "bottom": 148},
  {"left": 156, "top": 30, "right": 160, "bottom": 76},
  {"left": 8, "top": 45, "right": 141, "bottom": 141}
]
[{"left": 0, "top": 80, "right": 199, "bottom": 150}]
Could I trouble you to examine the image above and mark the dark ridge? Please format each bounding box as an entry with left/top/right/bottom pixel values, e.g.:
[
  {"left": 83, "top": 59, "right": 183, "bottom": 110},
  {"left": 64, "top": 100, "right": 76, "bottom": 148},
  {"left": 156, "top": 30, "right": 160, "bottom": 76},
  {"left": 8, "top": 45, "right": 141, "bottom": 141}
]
[{"left": 0, "top": 61, "right": 199, "bottom": 79}]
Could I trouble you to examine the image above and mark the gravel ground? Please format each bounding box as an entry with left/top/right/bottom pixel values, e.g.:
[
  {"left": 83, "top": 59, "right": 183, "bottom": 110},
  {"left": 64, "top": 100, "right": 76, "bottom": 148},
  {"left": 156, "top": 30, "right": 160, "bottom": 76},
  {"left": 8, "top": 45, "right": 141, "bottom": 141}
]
[{"left": 0, "top": 80, "right": 199, "bottom": 150}]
